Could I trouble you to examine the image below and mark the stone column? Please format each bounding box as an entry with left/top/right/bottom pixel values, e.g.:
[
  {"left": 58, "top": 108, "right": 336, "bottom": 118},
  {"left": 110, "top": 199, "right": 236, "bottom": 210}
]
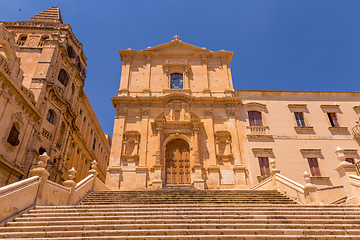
[
  {"left": 105, "top": 106, "right": 126, "bottom": 190},
  {"left": 192, "top": 123, "right": 204, "bottom": 190},
  {"left": 221, "top": 57, "right": 231, "bottom": 90},
  {"left": 118, "top": 57, "right": 131, "bottom": 96},
  {"left": 143, "top": 56, "right": 151, "bottom": 96},
  {"left": 335, "top": 147, "right": 360, "bottom": 204},
  {"left": 152, "top": 124, "right": 163, "bottom": 189},
  {"left": 202, "top": 57, "right": 211, "bottom": 96}
]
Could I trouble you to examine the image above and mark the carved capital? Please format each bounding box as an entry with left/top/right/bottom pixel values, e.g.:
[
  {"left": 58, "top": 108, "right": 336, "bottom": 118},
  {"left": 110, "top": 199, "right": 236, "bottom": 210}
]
[
  {"left": 226, "top": 107, "right": 236, "bottom": 118},
  {"left": 115, "top": 107, "right": 127, "bottom": 118},
  {"left": 141, "top": 107, "right": 150, "bottom": 117},
  {"left": 204, "top": 107, "right": 213, "bottom": 118}
]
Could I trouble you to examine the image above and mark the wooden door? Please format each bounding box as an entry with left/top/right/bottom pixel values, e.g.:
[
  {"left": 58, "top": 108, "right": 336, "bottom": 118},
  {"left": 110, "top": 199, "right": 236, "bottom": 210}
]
[{"left": 165, "top": 139, "right": 190, "bottom": 185}]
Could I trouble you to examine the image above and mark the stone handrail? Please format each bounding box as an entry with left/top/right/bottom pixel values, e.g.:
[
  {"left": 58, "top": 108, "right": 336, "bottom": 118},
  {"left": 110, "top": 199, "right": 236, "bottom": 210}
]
[
  {"left": 0, "top": 176, "right": 40, "bottom": 225},
  {"left": 71, "top": 174, "right": 95, "bottom": 205},
  {"left": 0, "top": 153, "right": 109, "bottom": 224},
  {"left": 273, "top": 173, "right": 306, "bottom": 204},
  {"left": 251, "top": 173, "right": 306, "bottom": 204},
  {"left": 251, "top": 159, "right": 317, "bottom": 205}
]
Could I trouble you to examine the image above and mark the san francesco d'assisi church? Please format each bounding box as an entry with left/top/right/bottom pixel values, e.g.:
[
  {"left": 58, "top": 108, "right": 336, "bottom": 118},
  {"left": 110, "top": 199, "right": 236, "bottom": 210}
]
[
  {"left": 106, "top": 34, "right": 360, "bottom": 203},
  {"left": 0, "top": 7, "right": 359, "bottom": 206}
]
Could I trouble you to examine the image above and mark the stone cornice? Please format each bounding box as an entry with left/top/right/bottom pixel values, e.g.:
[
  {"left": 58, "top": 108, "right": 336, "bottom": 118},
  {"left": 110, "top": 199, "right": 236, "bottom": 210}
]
[
  {"left": 119, "top": 39, "right": 233, "bottom": 62},
  {"left": 111, "top": 95, "right": 242, "bottom": 107},
  {"left": 0, "top": 21, "right": 84, "bottom": 52}
]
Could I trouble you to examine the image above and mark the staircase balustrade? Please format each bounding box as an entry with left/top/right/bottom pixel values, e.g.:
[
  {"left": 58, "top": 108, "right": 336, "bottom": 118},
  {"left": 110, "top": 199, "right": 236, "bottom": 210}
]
[{"left": 0, "top": 153, "right": 108, "bottom": 225}]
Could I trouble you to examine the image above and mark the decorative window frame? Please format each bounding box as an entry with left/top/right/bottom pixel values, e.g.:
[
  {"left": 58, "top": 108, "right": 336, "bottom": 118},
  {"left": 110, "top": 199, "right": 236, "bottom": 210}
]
[
  {"left": 162, "top": 61, "right": 191, "bottom": 89},
  {"left": 243, "top": 102, "right": 271, "bottom": 138},
  {"left": 252, "top": 148, "right": 273, "bottom": 181},
  {"left": 320, "top": 105, "right": 347, "bottom": 131},
  {"left": 300, "top": 149, "right": 329, "bottom": 180},
  {"left": 2, "top": 112, "right": 24, "bottom": 153},
  {"left": 288, "top": 104, "right": 313, "bottom": 132},
  {"left": 343, "top": 149, "right": 358, "bottom": 164}
]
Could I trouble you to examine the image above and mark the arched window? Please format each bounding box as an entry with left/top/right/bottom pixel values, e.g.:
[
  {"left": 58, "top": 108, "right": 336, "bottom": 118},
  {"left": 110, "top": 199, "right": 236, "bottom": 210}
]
[
  {"left": 170, "top": 73, "right": 183, "bottom": 89},
  {"left": 46, "top": 109, "right": 55, "bottom": 124},
  {"left": 67, "top": 46, "right": 76, "bottom": 58},
  {"left": 248, "top": 111, "right": 263, "bottom": 126},
  {"left": 58, "top": 69, "right": 69, "bottom": 86},
  {"left": 38, "top": 35, "right": 49, "bottom": 47},
  {"left": 17, "top": 35, "right": 27, "bottom": 46},
  {"left": 39, "top": 147, "right": 46, "bottom": 155},
  {"left": 7, "top": 123, "right": 20, "bottom": 146}
]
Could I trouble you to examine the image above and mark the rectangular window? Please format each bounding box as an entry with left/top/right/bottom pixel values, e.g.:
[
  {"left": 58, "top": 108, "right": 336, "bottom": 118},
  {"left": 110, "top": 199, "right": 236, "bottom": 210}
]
[
  {"left": 327, "top": 112, "right": 340, "bottom": 127},
  {"left": 258, "top": 157, "right": 270, "bottom": 176},
  {"left": 248, "top": 111, "right": 263, "bottom": 126},
  {"left": 307, "top": 158, "right": 321, "bottom": 176},
  {"left": 294, "top": 112, "right": 306, "bottom": 127}
]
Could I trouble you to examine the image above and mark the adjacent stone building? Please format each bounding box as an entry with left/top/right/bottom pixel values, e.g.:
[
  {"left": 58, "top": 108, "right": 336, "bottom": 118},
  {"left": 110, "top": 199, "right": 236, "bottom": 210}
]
[
  {"left": 0, "top": 7, "right": 111, "bottom": 186},
  {"left": 106, "top": 36, "right": 360, "bottom": 202}
]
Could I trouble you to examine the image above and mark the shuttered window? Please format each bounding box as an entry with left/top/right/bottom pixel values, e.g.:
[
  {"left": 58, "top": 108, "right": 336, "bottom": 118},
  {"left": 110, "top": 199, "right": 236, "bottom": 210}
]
[
  {"left": 258, "top": 157, "right": 270, "bottom": 176},
  {"left": 248, "top": 111, "right": 263, "bottom": 126},
  {"left": 307, "top": 158, "right": 321, "bottom": 177}
]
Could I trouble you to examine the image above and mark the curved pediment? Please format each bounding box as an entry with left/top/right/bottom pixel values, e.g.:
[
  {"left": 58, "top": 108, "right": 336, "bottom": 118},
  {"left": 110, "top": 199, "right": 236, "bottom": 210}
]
[{"left": 161, "top": 93, "right": 194, "bottom": 103}]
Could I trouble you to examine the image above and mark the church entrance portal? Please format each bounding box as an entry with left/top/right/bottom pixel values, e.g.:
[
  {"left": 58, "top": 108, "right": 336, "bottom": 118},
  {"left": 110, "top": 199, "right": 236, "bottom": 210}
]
[{"left": 165, "top": 139, "right": 190, "bottom": 185}]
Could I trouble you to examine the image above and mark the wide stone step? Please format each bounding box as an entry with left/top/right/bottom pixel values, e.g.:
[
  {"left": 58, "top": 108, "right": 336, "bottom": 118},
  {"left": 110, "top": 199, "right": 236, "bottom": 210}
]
[
  {"left": 2, "top": 223, "right": 360, "bottom": 234},
  {"left": 7, "top": 218, "right": 360, "bottom": 227},
  {"left": 20, "top": 209, "right": 360, "bottom": 218}
]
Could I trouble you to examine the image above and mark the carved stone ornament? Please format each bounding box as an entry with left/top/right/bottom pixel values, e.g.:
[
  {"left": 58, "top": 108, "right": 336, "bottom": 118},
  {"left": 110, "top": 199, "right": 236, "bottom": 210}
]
[
  {"left": 141, "top": 107, "right": 150, "bottom": 117},
  {"left": 121, "top": 131, "right": 140, "bottom": 162},
  {"left": 214, "top": 131, "right": 233, "bottom": 162},
  {"left": 204, "top": 107, "right": 213, "bottom": 118},
  {"left": 165, "top": 100, "right": 190, "bottom": 122},
  {"left": 116, "top": 107, "right": 127, "bottom": 118},
  {"left": 11, "top": 112, "right": 24, "bottom": 128},
  {"left": 226, "top": 107, "right": 236, "bottom": 118}
]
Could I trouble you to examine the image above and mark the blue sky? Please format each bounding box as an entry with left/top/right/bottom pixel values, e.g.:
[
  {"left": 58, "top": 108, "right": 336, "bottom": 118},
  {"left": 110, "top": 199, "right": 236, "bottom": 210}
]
[{"left": 1, "top": 1, "right": 360, "bottom": 137}]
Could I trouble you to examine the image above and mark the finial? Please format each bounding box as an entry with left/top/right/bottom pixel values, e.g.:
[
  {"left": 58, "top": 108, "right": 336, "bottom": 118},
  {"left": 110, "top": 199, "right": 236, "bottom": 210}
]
[
  {"left": 68, "top": 167, "right": 77, "bottom": 181},
  {"left": 173, "top": 35, "right": 179, "bottom": 41}
]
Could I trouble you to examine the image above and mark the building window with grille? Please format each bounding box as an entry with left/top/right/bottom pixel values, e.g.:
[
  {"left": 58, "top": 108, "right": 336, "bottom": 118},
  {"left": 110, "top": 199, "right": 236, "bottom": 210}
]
[
  {"left": 307, "top": 158, "right": 321, "bottom": 176},
  {"left": 294, "top": 112, "right": 306, "bottom": 127},
  {"left": 327, "top": 112, "right": 340, "bottom": 127},
  {"left": 7, "top": 123, "right": 20, "bottom": 146},
  {"left": 258, "top": 157, "right": 270, "bottom": 176},
  {"left": 170, "top": 73, "right": 183, "bottom": 89},
  {"left": 248, "top": 111, "right": 263, "bottom": 126}
]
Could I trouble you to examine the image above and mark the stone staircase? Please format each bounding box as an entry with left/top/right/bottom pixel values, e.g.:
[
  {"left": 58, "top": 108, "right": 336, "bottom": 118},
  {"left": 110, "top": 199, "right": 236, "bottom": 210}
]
[{"left": 1, "top": 190, "right": 360, "bottom": 239}]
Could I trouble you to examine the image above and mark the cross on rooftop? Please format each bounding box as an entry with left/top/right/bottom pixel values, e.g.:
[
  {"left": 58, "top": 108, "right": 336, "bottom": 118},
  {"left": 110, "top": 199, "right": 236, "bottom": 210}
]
[{"left": 173, "top": 35, "right": 179, "bottom": 40}]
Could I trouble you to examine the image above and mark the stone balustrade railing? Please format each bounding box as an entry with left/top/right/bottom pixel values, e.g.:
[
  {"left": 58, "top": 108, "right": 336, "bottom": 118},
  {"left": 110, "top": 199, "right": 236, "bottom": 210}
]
[
  {"left": 0, "top": 153, "right": 108, "bottom": 225},
  {"left": 251, "top": 159, "right": 317, "bottom": 205}
]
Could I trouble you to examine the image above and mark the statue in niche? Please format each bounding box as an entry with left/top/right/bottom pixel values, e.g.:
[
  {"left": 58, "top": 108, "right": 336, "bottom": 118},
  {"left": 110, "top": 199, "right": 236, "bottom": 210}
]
[
  {"left": 214, "top": 131, "right": 233, "bottom": 162},
  {"left": 121, "top": 131, "right": 140, "bottom": 162}
]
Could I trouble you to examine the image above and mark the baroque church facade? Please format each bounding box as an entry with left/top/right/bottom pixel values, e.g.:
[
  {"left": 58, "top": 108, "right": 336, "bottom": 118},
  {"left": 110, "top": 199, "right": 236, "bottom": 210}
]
[
  {"left": 0, "top": 7, "right": 111, "bottom": 186},
  {"left": 106, "top": 36, "right": 360, "bottom": 202}
]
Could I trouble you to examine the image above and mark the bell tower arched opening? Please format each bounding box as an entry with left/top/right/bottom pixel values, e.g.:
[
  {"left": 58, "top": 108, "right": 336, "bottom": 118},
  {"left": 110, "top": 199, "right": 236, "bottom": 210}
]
[{"left": 165, "top": 139, "right": 190, "bottom": 185}]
